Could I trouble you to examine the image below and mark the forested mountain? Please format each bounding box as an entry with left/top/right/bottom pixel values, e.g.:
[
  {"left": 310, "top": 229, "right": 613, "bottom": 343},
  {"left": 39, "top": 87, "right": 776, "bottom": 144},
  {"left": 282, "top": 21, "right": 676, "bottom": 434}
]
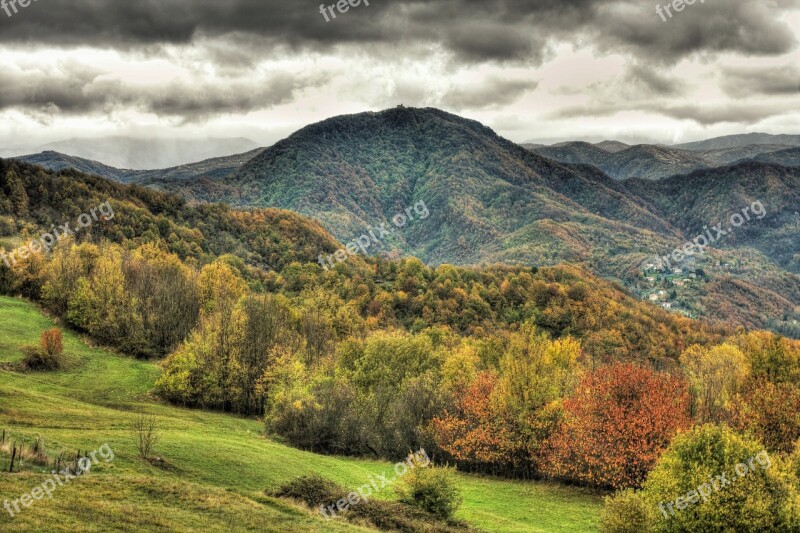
[
  {"left": 674, "top": 133, "right": 800, "bottom": 151},
  {"left": 746, "top": 147, "right": 800, "bottom": 167},
  {"left": 0, "top": 157, "right": 728, "bottom": 363},
  {"left": 156, "top": 106, "right": 795, "bottom": 335},
  {"left": 14, "top": 148, "right": 264, "bottom": 185},
  {"left": 21, "top": 136, "right": 261, "bottom": 169},
  {"left": 531, "top": 142, "right": 708, "bottom": 180},
  {"left": 10, "top": 108, "right": 799, "bottom": 336},
  {"left": 529, "top": 141, "right": 797, "bottom": 180}
]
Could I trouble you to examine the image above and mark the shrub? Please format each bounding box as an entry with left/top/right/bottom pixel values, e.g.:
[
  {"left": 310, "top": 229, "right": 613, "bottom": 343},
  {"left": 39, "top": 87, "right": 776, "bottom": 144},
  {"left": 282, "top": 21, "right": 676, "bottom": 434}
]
[
  {"left": 396, "top": 460, "right": 462, "bottom": 520},
  {"left": 272, "top": 474, "right": 345, "bottom": 507},
  {"left": 132, "top": 414, "right": 161, "bottom": 460},
  {"left": 601, "top": 489, "right": 653, "bottom": 533},
  {"left": 271, "top": 473, "right": 469, "bottom": 532},
  {"left": 640, "top": 424, "right": 797, "bottom": 532},
  {"left": 40, "top": 328, "right": 63, "bottom": 357}
]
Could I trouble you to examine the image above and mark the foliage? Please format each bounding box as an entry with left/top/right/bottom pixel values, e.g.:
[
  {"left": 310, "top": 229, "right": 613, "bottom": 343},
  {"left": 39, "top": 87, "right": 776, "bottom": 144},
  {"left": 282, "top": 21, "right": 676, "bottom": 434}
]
[
  {"left": 679, "top": 343, "right": 748, "bottom": 423},
  {"left": 396, "top": 460, "right": 463, "bottom": 521},
  {"left": 543, "top": 363, "right": 692, "bottom": 489},
  {"left": 601, "top": 489, "right": 653, "bottom": 533},
  {"left": 732, "top": 379, "right": 800, "bottom": 454},
  {"left": 639, "top": 425, "right": 797, "bottom": 532},
  {"left": 40, "top": 328, "right": 63, "bottom": 358}
]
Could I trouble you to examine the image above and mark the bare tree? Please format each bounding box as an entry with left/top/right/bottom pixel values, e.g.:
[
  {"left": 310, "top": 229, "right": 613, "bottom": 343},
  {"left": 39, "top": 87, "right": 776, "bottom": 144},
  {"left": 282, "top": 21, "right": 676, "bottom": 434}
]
[{"left": 131, "top": 414, "right": 161, "bottom": 460}]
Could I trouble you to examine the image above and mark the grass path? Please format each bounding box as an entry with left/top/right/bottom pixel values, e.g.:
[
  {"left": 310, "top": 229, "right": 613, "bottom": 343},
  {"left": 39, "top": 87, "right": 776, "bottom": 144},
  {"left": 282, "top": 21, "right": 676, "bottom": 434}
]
[{"left": 0, "top": 296, "right": 602, "bottom": 532}]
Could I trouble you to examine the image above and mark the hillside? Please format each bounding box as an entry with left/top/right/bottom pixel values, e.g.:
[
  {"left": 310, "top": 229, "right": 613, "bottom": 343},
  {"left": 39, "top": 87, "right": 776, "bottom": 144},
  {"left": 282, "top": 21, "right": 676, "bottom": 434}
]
[
  {"left": 0, "top": 296, "right": 603, "bottom": 532},
  {"left": 0, "top": 158, "right": 345, "bottom": 273},
  {"left": 746, "top": 147, "right": 800, "bottom": 167},
  {"left": 5, "top": 109, "right": 798, "bottom": 336}
]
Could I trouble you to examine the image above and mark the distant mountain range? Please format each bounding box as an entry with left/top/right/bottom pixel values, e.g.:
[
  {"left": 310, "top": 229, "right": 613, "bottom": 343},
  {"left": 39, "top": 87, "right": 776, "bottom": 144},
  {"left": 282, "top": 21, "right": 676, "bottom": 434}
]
[
  {"left": 7, "top": 107, "right": 800, "bottom": 336},
  {"left": 529, "top": 139, "right": 800, "bottom": 180},
  {"left": 6, "top": 136, "right": 261, "bottom": 169},
  {"left": 14, "top": 148, "right": 264, "bottom": 185}
]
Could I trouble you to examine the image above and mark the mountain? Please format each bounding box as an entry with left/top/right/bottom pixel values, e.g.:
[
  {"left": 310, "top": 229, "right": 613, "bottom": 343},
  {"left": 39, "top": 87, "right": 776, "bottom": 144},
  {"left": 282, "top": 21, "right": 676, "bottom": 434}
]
[
  {"left": 694, "top": 145, "right": 796, "bottom": 166},
  {"left": 0, "top": 158, "right": 343, "bottom": 273},
  {"left": 225, "top": 107, "right": 680, "bottom": 266},
  {"left": 13, "top": 148, "right": 264, "bottom": 186},
  {"left": 14, "top": 107, "right": 796, "bottom": 335},
  {"left": 595, "top": 140, "right": 629, "bottom": 153},
  {"left": 143, "top": 106, "right": 795, "bottom": 335},
  {"left": 19, "top": 137, "right": 260, "bottom": 169},
  {"left": 744, "top": 147, "right": 800, "bottom": 167},
  {"left": 530, "top": 142, "right": 708, "bottom": 180},
  {"left": 675, "top": 133, "right": 800, "bottom": 152},
  {"left": 14, "top": 151, "right": 131, "bottom": 181}
]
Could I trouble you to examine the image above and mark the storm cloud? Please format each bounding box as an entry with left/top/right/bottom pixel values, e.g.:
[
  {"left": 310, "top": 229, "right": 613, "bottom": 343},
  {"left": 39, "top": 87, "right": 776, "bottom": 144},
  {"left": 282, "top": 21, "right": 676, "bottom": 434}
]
[{"left": 0, "top": 0, "right": 798, "bottom": 145}]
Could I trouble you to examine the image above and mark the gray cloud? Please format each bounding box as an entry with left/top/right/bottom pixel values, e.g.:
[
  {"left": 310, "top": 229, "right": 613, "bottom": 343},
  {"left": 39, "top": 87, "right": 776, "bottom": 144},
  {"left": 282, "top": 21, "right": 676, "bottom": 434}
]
[
  {"left": 625, "top": 64, "right": 684, "bottom": 96},
  {"left": 0, "top": 0, "right": 796, "bottom": 65},
  {"left": 0, "top": 61, "right": 326, "bottom": 121},
  {"left": 440, "top": 77, "right": 537, "bottom": 110},
  {"left": 0, "top": 0, "right": 798, "bottom": 129},
  {"left": 721, "top": 65, "right": 800, "bottom": 97},
  {"left": 552, "top": 99, "right": 793, "bottom": 126}
]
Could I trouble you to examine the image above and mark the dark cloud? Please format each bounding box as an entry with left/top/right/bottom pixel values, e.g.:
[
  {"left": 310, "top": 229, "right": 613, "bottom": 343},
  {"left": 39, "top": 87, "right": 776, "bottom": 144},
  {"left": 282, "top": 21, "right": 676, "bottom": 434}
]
[
  {"left": 440, "top": 77, "right": 537, "bottom": 110},
  {"left": 0, "top": 0, "right": 796, "bottom": 65},
  {"left": 0, "top": 62, "right": 326, "bottom": 120},
  {"left": 552, "top": 100, "right": 792, "bottom": 126},
  {"left": 625, "top": 64, "right": 683, "bottom": 96},
  {"left": 0, "top": 0, "right": 797, "bottom": 125},
  {"left": 720, "top": 65, "right": 800, "bottom": 97}
]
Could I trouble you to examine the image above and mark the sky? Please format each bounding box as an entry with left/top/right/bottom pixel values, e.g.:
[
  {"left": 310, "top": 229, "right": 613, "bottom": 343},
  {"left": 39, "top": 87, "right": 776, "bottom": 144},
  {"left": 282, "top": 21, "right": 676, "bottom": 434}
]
[{"left": 0, "top": 0, "right": 799, "bottom": 150}]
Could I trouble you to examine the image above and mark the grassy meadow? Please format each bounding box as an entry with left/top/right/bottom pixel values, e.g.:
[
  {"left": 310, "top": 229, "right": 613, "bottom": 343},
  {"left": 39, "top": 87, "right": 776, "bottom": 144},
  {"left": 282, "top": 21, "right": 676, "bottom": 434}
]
[{"left": 0, "top": 295, "right": 602, "bottom": 532}]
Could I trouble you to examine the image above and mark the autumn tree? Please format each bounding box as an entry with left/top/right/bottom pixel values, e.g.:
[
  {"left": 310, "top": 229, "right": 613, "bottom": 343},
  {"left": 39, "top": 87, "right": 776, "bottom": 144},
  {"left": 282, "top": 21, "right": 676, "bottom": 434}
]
[
  {"left": 679, "top": 343, "right": 749, "bottom": 423},
  {"left": 542, "top": 363, "right": 691, "bottom": 489}
]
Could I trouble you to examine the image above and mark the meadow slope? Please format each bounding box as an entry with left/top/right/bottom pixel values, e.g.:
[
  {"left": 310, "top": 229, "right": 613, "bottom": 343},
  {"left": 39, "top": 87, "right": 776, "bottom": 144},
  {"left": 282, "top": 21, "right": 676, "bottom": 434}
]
[{"left": 0, "top": 296, "right": 602, "bottom": 532}]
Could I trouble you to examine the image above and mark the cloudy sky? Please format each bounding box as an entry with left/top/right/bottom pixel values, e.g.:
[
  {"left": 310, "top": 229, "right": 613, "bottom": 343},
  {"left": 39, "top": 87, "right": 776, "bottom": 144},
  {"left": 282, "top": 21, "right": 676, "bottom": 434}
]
[{"left": 1, "top": 0, "right": 799, "bottom": 151}]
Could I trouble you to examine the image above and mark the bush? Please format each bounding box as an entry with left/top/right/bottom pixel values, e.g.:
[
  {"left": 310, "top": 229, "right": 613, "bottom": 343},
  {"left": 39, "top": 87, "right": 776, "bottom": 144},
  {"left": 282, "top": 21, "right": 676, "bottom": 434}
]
[
  {"left": 639, "top": 424, "right": 797, "bottom": 532},
  {"left": 396, "top": 459, "right": 462, "bottom": 520},
  {"left": 40, "top": 328, "right": 63, "bottom": 357},
  {"left": 271, "top": 473, "right": 469, "bottom": 532},
  {"left": 272, "top": 474, "right": 345, "bottom": 507},
  {"left": 602, "top": 489, "right": 653, "bottom": 533}
]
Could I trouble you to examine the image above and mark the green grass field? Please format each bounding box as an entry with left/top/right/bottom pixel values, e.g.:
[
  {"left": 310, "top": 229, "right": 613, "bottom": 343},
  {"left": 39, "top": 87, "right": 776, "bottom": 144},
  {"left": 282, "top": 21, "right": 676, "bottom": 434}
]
[{"left": 0, "top": 295, "right": 602, "bottom": 532}]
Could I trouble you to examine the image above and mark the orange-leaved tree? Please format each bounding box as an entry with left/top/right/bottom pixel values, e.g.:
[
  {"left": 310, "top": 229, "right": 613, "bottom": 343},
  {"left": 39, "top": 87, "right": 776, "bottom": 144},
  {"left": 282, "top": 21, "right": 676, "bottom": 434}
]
[
  {"left": 542, "top": 362, "right": 691, "bottom": 489},
  {"left": 430, "top": 371, "right": 527, "bottom": 477}
]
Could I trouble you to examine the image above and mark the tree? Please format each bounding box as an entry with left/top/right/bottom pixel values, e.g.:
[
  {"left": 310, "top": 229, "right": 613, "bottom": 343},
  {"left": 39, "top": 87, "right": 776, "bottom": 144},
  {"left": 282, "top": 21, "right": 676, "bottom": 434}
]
[
  {"left": 733, "top": 379, "right": 800, "bottom": 454},
  {"left": 679, "top": 343, "right": 748, "bottom": 423},
  {"left": 543, "top": 363, "right": 692, "bottom": 489}
]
